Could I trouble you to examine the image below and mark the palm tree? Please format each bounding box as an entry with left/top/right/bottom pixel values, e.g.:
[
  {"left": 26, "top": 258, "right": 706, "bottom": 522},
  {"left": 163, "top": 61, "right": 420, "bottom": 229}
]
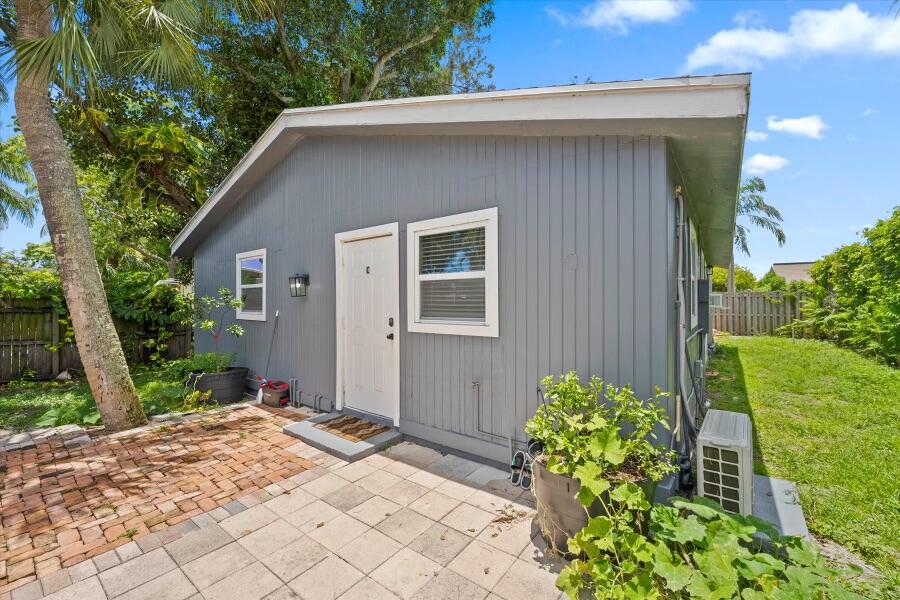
[
  {"left": 2, "top": 0, "right": 210, "bottom": 430},
  {"left": 728, "top": 176, "right": 785, "bottom": 292},
  {"left": 0, "top": 134, "right": 36, "bottom": 229}
]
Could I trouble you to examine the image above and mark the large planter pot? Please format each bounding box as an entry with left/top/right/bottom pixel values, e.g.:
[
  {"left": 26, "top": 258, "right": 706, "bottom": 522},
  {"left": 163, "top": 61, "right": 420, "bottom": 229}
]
[
  {"left": 187, "top": 367, "right": 249, "bottom": 404},
  {"left": 533, "top": 460, "right": 656, "bottom": 554}
]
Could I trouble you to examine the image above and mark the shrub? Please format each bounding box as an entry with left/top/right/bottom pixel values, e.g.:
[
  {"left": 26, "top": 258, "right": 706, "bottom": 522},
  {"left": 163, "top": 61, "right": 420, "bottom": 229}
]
[
  {"left": 162, "top": 352, "right": 233, "bottom": 379},
  {"left": 525, "top": 372, "right": 677, "bottom": 492},
  {"left": 797, "top": 207, "right": 900, "bottom": 365},
  {"left": 712, "top": 266, "right": 756, "bottom": 292}
]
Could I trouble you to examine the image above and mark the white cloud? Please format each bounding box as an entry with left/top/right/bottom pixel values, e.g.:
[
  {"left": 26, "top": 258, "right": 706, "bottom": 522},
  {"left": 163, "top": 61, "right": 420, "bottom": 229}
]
[
  {"left": 766, "top": 115, "right": 829, "bottom": 139},
  {"left": 685, "top": 3, "right": 900, "bottom": 71},
  {"left": 861, "top": 107, "right": 877, "bottom": 117},
  {"left": 547, "top": 0, "right": 691, "bottom": 34},
  {"left": 744, "top": 154, "right": 789, "bottom": 175},
  {"left": 746, "top": 130, "right": 768, "bottom": 142},
  {"left": 732, "top": 9, "right": 764, "bottom": 28}
]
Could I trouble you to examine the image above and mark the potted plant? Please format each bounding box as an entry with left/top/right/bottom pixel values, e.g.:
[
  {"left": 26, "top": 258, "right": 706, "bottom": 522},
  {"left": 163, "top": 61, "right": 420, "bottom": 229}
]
[
  {"left": 188, "top": 288, "right": 248, "bottom": 403},
  {"left": 525, "top": 372, "right": 677, "bottom": 552}
]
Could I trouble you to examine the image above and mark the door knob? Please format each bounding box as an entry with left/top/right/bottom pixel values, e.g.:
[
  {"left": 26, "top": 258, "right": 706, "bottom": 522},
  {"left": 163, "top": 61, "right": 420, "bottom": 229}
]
[{"left": 386, "top": 333, "right": 395, "bottom": 340}]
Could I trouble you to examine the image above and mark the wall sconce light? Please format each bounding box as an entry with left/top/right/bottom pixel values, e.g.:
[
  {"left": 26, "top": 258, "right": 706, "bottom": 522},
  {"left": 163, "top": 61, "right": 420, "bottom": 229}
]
[{"left": 289, "top": 274, "right": 309, "bottom": 297}]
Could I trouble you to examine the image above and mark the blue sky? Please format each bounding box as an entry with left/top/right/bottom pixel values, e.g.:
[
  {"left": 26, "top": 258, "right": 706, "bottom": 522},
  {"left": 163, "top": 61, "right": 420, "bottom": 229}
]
[{"left": 2, "top": 0, "right": 899, "bottom": 277}]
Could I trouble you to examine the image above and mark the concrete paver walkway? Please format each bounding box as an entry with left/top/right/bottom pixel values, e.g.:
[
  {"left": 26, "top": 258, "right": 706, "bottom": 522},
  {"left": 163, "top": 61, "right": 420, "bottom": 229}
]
[{"left": 3, "top": 437, "right": 566, "bottom": 600}]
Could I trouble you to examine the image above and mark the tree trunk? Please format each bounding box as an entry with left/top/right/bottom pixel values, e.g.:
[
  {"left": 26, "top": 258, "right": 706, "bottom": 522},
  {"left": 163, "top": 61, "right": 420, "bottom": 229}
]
[
  {"left": 727, "top": 261, "right": 736, "bottom": 294},
  {"left": 14, "top": 0, "right": 146, "bottom": 431}
]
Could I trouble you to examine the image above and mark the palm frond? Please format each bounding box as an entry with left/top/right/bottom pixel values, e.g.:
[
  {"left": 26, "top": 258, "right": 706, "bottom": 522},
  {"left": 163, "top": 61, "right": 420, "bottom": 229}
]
[
  {"left": 0, "top": 178, "right": 36, "bottom": 226},
  {"left": 14, "top": 0, "right": 203, "bottom": 95},
  {"left": 13, "top": 1, "right": 100, "bottom": 92},
  {"left": 747, "top": 214, "right": 786, "bottom": 245},
  {"left": 83, "top": 0, "right": 131, "bottom": 70},
  {"left": 733, "top": 223, "right": 750, "bottom": 257},
  {"left": 734, "top": 176, "right": 786, "bottom": 255}
]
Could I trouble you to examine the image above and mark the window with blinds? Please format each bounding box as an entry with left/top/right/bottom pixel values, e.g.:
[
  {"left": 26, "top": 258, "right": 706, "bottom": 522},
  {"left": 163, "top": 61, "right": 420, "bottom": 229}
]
[{"left": 407, "top": 208, "right": 499, "bottom": 337}]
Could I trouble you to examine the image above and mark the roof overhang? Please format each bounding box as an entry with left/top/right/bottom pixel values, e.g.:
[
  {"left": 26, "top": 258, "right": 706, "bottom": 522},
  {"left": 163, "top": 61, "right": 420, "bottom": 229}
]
[{"left": 172, "top": 73, "right": 750, "bottom": 262}]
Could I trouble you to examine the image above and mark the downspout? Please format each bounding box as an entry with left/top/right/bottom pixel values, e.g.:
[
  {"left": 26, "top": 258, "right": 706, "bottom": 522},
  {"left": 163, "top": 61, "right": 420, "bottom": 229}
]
[{"left": 673, "top": 191, "right": 699, "bottom": 487}]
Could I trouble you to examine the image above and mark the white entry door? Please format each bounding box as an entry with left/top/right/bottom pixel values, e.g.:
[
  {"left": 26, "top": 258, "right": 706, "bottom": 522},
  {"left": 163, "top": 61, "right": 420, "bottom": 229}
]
[{"left": 340, "top": 233, "right": 397, "bottom": 421}]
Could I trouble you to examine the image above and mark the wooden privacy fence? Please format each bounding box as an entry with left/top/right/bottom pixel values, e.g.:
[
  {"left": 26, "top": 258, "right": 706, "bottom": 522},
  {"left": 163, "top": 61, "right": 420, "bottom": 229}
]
[
  {"left": 712, "top": 291, "right": 804, "bottom": 336},
  {"left": 0, "top": 300, "right": 191, "bottom": 382}
]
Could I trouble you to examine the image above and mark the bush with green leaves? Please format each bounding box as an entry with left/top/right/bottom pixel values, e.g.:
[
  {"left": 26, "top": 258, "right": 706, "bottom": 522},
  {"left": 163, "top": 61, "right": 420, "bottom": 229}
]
[
  {"left": 557, "top": 484, "right": 863, "bottom": 599},
  {"left": 794, "top": 207, "right": 900, "bottom": 365},
  {"left": 525, "top": 372, "right": 677, "bottom": 488},
  {"left": 194, "top": 288, "right": 245, "bottom": 373},
  {"left": 712, "top": 266, "right": 757, "bottom": 292},
  {"left": 163, "top": 352, "right": 235, "bottom": 380}
]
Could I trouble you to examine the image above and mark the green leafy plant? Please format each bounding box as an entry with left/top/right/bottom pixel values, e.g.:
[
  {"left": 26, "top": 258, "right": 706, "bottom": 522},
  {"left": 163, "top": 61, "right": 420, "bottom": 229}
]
[
  {"left": 525, "top": 372, "right": 677, "bottom": 496},
  {"left": 35, "top": 401, "right": 101, "bottom": 427},
  {"left": 163, "top": 353, "right": 232, "bottom": 380},
  {"left": 557, "top": 485, "right": 863, "bottom": 599},
  {"left": 193, "top": 288, "right": 245, "bottom": 373},
  {"left": 791, "top": 207, "right": 900, "bottom": 366}
]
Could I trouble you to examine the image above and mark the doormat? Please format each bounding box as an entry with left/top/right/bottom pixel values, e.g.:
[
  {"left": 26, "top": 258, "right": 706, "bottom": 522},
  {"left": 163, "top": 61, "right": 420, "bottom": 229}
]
[{"left": 314, "top": 415, "right": 390, "bottom": 442}]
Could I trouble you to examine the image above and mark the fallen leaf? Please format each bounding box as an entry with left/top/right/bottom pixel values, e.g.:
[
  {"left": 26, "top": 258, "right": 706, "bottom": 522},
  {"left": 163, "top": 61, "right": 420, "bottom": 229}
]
[
  {"left": 484, "top": 567, "right": 490, "bottom": 574},
  {"left": 316, "top": 521, "right": 325, "bottom": 528}
]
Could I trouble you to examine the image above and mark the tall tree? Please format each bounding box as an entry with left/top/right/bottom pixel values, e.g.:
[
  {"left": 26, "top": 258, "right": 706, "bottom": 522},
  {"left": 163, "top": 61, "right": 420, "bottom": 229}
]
[
  {"left": 0, "top": 134, "right": 36, "bottom": 229},
  {"left": 48, "top": 1, "right": 493, "bottom": 263},
  {"left": 728, "top": 176, "right": 786, "bottom": 292},
  {"left": 194, "top": 0, "right": 494, "bottom": 167},
  {"left": 5, "top": 0, "right": 204, "bottom": 430}
]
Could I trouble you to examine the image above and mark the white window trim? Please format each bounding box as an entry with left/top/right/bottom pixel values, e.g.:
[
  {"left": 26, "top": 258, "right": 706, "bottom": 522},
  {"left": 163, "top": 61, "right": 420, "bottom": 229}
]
[
  {"left": 236, "top": 248, "right": 266, "bottom": 321},
  {"left": 407, "top": 207, "right": 499, "bottom": 337}
]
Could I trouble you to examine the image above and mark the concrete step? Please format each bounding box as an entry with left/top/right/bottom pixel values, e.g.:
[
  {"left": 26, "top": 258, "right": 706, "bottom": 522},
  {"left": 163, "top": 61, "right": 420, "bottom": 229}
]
[
  {"left": 752, "top": 474, "right": 810, "bottom": 539},
  {"left": 283, "top": 412, "right": 402, "bottom": 463}
]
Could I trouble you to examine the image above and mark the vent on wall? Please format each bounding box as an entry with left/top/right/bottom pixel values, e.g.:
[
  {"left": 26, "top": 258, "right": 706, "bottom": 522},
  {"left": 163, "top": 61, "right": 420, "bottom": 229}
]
[{"left": 697, "top": 409, "right": 753, "bottom": 515}]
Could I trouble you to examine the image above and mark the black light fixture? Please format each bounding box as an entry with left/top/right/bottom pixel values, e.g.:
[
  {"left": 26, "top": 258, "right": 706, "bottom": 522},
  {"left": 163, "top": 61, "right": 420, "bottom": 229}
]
[{"left": 289, "top": 274, "right": 309, "bottom": 297}]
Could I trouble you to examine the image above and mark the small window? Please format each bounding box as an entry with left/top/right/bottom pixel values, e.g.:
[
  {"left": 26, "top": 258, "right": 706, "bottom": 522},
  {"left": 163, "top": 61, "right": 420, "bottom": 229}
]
[
  {"left": 236, "top": 249, "right": 266, "bottom": 321},
  {"left": 407, "top": 208, "right": 498, "bottom": 337}
]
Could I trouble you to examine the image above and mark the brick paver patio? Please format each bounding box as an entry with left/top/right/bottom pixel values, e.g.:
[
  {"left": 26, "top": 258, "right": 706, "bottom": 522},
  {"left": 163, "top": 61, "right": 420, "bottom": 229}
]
[
  {"left": 0, "top": 405, "right": 315, "bottom": 596},
  {"left": 2, "top": 431, "right": 567, "bottom": 600}
]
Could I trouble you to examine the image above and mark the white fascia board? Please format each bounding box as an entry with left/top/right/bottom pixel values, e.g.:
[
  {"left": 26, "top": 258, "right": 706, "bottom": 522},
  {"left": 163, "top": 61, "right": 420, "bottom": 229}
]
[
  {"left": 281, "top": 78, "right": 749, "bottom": 128},
  {"left": 171, "top": 74, "right": 749, "bottom": 257}
]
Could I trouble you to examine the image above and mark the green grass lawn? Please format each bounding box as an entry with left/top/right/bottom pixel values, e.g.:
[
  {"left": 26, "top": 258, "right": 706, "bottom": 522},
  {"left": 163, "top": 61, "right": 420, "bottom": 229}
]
[
  {"left": 0, "top": 365, "right": 193, "bottom": 431},
  {"left": 706, "top": 335, "right": 899, "bottom": 591}
]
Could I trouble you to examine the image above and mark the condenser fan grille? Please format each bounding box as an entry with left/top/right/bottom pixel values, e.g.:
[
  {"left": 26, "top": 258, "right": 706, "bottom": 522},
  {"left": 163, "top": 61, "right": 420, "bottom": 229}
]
[{"left": 701, "top": 446, "right": 743, "bottom": 512}]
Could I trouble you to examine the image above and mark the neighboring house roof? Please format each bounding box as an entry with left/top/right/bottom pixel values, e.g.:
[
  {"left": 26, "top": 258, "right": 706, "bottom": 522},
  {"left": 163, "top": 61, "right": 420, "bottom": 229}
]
[
  {"left": 770, "top": 262, "right": 815, "bottom": 283},
  {"left": 172, "top": 73, "right": 750, "bottom": 265}
]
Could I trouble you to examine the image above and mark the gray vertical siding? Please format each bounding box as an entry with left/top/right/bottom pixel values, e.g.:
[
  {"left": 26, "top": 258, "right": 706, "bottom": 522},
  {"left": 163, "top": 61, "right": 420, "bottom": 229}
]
[{"left": 193, "top": 134, "right": 677, "bottom": 462}]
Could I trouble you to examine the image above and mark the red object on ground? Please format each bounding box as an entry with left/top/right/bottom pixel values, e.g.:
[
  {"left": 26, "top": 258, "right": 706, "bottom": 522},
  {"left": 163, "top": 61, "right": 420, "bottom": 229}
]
[{"left": 262, "top": 380, "right": 289, "bottom": 392}]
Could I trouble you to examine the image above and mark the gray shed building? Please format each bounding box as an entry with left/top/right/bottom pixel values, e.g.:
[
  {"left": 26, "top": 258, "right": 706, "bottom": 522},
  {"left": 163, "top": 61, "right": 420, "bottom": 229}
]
[{"left": 172, "top": 74, "right": 750, "bottom": 466}]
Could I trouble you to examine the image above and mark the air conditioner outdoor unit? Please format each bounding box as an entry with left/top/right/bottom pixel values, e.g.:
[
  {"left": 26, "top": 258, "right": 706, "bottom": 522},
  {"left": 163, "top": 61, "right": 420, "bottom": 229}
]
[{"left": 697, "top": 410, "right": 753, "bottom": 515}]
